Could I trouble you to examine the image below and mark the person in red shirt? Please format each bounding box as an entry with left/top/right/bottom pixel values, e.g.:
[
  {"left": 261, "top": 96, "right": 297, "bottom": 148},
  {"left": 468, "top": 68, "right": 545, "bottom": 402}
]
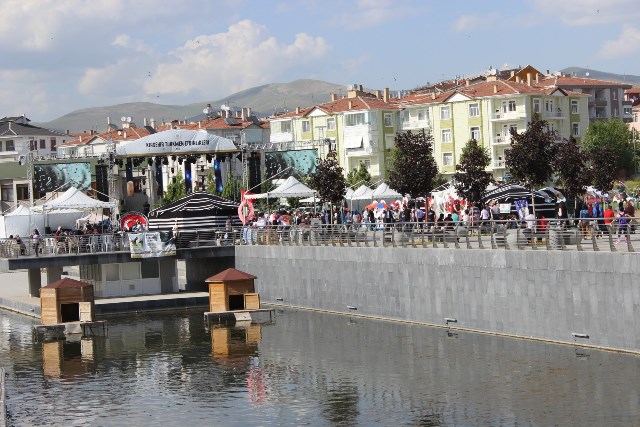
[{"left": 603, "top": 204, "right": 615, "bottom": 237}]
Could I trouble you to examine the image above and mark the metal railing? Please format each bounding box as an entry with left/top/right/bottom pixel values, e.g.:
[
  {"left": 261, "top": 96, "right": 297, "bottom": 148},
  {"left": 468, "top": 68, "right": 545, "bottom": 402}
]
[{"left": 3, "top": 217, "right": 637, "bottom": 258}]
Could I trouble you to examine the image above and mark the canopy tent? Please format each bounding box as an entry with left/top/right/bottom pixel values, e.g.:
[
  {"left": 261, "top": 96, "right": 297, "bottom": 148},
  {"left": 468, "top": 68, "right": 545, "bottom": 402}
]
[
  {"left": 349, "top": 185, "right": 374, "bottom": 200},
  {"left": 482, "top": 184, "right": 557, "bottom": 217},
  {"left": 344, "top": 187, "right": 354, "bottom": 199},
  {"left": 43, "top": 187, "right": 114, "bottom": 210},
  {"left": 148, "top": 192, "right": 241, "bottom": 231},
  {"left": 245, "top": 176, "right": 316, "bottom": 200},
  {"left": 115, "top": 129, "right": 238, "bottom": 157},
  {"left": 371, "top": 182, "right": 402, "bottom": 199},
  {"left": 430, "top": 182, "right": 466, "bottom": 218},
  {"left": 0, "top": 205, "right": 85, "bottom": 238}
]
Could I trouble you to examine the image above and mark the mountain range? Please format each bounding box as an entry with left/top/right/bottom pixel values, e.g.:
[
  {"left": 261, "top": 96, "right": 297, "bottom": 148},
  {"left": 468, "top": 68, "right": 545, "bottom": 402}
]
[{"left": 35, "top": 67, "right": 640, "bottom": 134}]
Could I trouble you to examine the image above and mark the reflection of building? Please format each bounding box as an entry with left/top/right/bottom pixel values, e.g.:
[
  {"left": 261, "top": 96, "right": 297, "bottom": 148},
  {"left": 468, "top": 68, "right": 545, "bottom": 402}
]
[
  {"left": 210, "top": 323, "right": 262, "bottom": 369},
  {"left": 42, "top": 339, "right": 96, "bottom": 379},
  {"left": 40, "top": 278, "right": 95, "bottom": 324}
]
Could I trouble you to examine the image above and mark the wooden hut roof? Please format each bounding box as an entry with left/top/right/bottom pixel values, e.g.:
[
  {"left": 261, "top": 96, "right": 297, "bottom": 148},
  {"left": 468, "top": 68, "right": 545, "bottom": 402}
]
[
  {"left": 206, "top": 268, "right": 256, "bottom": 282},
  {"left": 43, "top": 278, "right": 92, "bottom": 289}
]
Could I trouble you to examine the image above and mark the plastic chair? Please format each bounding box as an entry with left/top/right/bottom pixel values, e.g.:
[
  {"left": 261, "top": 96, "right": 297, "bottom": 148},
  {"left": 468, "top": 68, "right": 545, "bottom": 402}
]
[
  {"left": 44, "top": 237, "right": 57, "bottom": 254},
  {"left": 86, "top": 235, "right": 99, "bottom": 253},
  {"left": 101, "top": 234, "right": 115, "bottom": 252}
]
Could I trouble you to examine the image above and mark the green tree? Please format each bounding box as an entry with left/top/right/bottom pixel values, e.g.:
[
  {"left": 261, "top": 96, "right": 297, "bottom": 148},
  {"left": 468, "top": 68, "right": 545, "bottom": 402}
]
[
  {"left": 160, "top": 171, "right": 186, "bottom": 206},
  {"left": 346, "top": 162, "right": 372, "bottom": 188},
  {"left": 308, "top": 151, "right": 346, "bottom": 222},
  {"left": 205, "top": 170, "right": 217, "bottom": 195},
  {"left": 387, "top": 129, "right": 439, "bottom": 198},
  {"left": 220, "top": 173, "right": 242, "bottom": 201},
  {"left": 505, "top": 114, "right": 556, "bottom": 214},
  {"left": 582, "top": 118, "right": 634, "bottom": 178},
  {"left": 552, "top": 136, "right": 590, "bottom": 214},
  {"left": 453, "top": 139, "right": 493, "bottom": 207},
  {"left": 590, "top": 145, "right": 619, "bottom": 195}
]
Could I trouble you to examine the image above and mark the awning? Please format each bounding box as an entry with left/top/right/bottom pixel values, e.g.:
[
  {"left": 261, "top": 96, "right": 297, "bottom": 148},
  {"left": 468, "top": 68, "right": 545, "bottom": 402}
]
[{"left": 115, "top": 129, "right": 238, "bottom": 157}]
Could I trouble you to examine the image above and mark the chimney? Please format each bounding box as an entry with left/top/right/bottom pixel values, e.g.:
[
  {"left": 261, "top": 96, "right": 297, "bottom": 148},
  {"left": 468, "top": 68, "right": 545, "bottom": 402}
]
[
  {"left": 331, "top": 93, "right": 337, "bottom": 101},
  {"left": 198, "top": 121, "right": 201, "bottom": 128},
  {"left": 431, "top": 93, "right": 436, "bottom": 100},
  {"left": 247, "top": 107, "right": 252, "bottom": 117},
  {"left": 358, "top": 84, "right": 363, "bottom": 92},
  {"left": 527, "top": 72, "right": 532, "bottom": 86},
  {"left": 150, "top": 118, "right": 156, "bottom": 129},
  {"left": 383, "top": 88, "right": 389, "bottom": 102},
  {"left": 241, "top": 108, "right": 247, "bottom": 121},
  {"left": 296, "top": 107, "right": 300, "bottom": 114},
  {"left": 466, "top": 80, "right": 470, "bottom": 87},
  {"left": 546, "top": 69, "right": 550, "bottom": 76},
  {"left": 375, "top": 90, "right": 381, "bottom": 99},
  {"left": 494, "top": 84, "right": 498, "bottom": 94},
  {"left": 510, "top": 70, "right": 515, "bottom": 78},
  {"left": 66, "top": 130, "right": 70, "bottom": 135},
  {"left": 348, "top": 101, "right": 353, "bottom": 110},
  {"left": 236, "top": 110, "right": 241, "bottom": 118},
  {"left": 515, "top": 76, "right": 520, "bottom": 83},
  {"left": 143, "top": 117, "right": 147, "bottom": 126}
]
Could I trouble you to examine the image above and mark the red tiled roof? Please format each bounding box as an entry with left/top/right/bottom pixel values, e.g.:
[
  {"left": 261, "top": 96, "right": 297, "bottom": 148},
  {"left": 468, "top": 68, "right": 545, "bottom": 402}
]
[
  {"left": 626, "top": 87, "right": 640, "bottom": 94},
  {"left": 206, "top": 268, "right": 256, "bottom": 282},
  {"left": 44, "top": 278, "right": 92, "bottom": 289},
  {"left": 535, "top": 76, "right": 632, "bottom": 88}
]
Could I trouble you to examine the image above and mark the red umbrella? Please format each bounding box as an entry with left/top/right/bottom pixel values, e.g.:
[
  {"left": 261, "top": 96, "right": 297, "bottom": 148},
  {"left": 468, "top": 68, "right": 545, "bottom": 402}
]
[{"left": 366, "top": 201, "right": 389, "bottom": 210}]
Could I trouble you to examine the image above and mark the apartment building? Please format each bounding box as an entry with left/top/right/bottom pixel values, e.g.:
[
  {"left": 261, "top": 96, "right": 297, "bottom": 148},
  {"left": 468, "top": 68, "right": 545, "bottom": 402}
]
[{"left": 398, "top": 79, "right": 589, "bottom": 180}]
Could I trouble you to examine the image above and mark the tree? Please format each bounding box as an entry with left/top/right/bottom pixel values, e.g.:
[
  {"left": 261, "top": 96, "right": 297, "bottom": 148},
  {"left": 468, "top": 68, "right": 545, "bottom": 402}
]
[
  {"left": 505, "top": 114, "right": 556, "bottom": 214},
  {"left": 205, "top": 170, "right": 217, "bottom": 195},
  {"left": 308, "top": 151, "right": 346, "bottom": 222},
  {"left": 159, "top": 171, "right": 186, "bottom": 206},
  {"left": 220, "top": 173, "right": 241, "bottom": 201},
  {"left": 346, "top": 162, "right": 371, "bottom": 188},
  {"left": 590, "top": 145, "right": 619, "bottom": 195},
  {"left": 453, "top": 139, "right": 493, "bottom": 207},
  {"left": 387, "top": 129, "right": 439, "bottom": 198},
  {"left": 582, "top": 118, "right": 634, "bottom": 178},
  {"left": 552, "top": 136, "right": 590, "bottom": 214}
]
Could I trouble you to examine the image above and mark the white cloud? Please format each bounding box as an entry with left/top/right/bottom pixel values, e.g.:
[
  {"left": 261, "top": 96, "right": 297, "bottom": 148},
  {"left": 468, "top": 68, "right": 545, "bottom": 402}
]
[
  {"left": 596, "top": 25, "right": 640, "bottom": 60},
  {"left": 528, "top": 0, "right": 640, "bottom": 26},
  {"left": 0, "top": 69, "right": 52, "bottom": 117},
  {"left": 112, "top": 35, "right": 150, "bottom": 53},
  {"left": 143, "top": 20, "right": 330, "bottom": 99},
  {"left": 335, "top": 0, "right": 418, "bottom": 30},
  {"left": 453, "top": 13, "right": 502, "bottom": 32}
]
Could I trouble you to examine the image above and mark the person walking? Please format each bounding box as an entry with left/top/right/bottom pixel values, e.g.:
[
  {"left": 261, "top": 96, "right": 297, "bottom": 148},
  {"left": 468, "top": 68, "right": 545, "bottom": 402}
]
[{"left": 617, "top": 210, "right": 630, "bottom": 244}]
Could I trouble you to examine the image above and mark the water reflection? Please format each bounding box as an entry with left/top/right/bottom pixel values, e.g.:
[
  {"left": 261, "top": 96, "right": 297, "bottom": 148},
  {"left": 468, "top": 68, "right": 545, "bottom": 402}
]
[{"left": 0, "top": 308, "right": 639, "bottom": 426}]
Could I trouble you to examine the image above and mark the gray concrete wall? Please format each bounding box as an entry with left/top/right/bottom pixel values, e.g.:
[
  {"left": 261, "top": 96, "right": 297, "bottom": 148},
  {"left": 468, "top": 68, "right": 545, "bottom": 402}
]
[{"left": 237, "top": 246, "right": 640, "bottom": 352}]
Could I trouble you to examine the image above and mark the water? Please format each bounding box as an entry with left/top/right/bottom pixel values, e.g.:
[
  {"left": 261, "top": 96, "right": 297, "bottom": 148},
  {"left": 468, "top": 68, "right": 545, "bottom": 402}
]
[{"left": 1, "top": 308, "right": 640, "bottom": 426}]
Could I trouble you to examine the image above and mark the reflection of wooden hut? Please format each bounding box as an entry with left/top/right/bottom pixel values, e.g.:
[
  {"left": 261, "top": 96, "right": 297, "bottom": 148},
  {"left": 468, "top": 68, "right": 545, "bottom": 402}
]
[
  {"left": 42, "top": 340, "right": 95, "bottom": 379},
  {"left": 40, "top": 278, "right": 95, "bottom": 325},
  {"left": 206, "top": 268, "right": 260, "bottom": 312},
  {"left": 211, "top": 324, "right": 261, "bottom": 367}
]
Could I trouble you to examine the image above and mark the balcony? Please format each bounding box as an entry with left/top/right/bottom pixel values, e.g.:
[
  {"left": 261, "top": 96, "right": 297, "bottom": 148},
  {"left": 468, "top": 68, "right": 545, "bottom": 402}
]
[
  {"left": 493, "top": 160, "right": 506, "bottom": 169},
  {"left": 543, "top": 110, "right": 565, "bottom": 119},
  {"left": 400, "top": 120, "right": 430, "bottom": 131},
  {"left": 492, "top": 136, "right": 511, "bottom": 145},
  {"left": 491, "top": 111, "right": 526, "bottom": 121}
]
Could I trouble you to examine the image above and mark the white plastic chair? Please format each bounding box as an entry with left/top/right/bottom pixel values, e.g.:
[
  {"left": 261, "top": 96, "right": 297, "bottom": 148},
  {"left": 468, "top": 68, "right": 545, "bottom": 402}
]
[
  {"left": 101, "top": 234, "right": 114, "bottom": 252},
  {"left": 44, "top": 237, "right": 57, "bottom": 254},
  {"left": 86, "top": 235, "right": 100, "bottom": 253}
]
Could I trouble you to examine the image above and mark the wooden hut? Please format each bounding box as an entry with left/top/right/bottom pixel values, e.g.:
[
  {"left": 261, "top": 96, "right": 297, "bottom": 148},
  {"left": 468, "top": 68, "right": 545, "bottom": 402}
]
[
  {"left": 40, "top": 278, "right": 95, "bottom": 325},
  {"left": 206, "top": 268, "right": 259, "bottom": 313}
]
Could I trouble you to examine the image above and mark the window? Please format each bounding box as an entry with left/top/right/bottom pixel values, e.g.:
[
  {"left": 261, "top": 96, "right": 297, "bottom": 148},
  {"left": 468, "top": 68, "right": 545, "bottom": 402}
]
[
  {"left": 545, "top": 100, "right": 554, "bottom": 112},
  {"left": 368, "top": 112, "right": 377, "bottom": 125},
  {"left": 327, "top": 118, "right": 336, "bottom": 131},
  {"left": 533, "top": 99, "right": 541, "bottom": 113},
  {"left": 400, "top": 110, "right": 410, "bottom": 124},
  {"left": 418, "top": 109, "right": 427, "bottom": 121},
  {"left": 5, "top": 140, "right": 14, "bottom": 151},
  {"left": 345, "top": 113, "right": 365, "bottom": 126},
  {"left": 302, "top": 120, "right": 311, "bottom": 133},
  {"left": 141, "top": 260, "right": 159, "bottom": 279},
  {"left": 509, "top": 124, "right": 518, "bottom": 134},
  {"left": 50, "top": 138, "right": 56, "bottom": 151},
  {"left": 105, "top": 264, "right": 120, "bottom": 282},
  {"left": 470, "top": 126, "right": 480, "bottom": 141},
  {"left": 29, "top": 140, "right": 37, "bottom": 151},
  {"left": 359, "top": 159, "right": 371, "bottom": 170},
  {"left": 16, "top": 184, "right": 28, "bottom": 201},
  {"left": 121, "top": 263, "right": 141, "bottom": 280},
  {"left": 613, "top": 90, "right": 617, "bottom": 100},
  {"left": 440, "top": 105, "right": 450, "bottom": 120},
  {"left": 572, "top": 123, "right": 580, "bottom": 137},
  {"left": 39, "top": 139, "right": 45, "bottom": 149},
  {"left": 441, "top": 129, "right": 452, "bottom": 143},
  {"left": 1, "top": 186, "right": 13, "bottom": 201},
  {"left": 571, "top": 100, "right": 578, "bottom": 114},
  {"left": 508, "top": 100, "right": 516, "bottom": 112},
  {"left": 275, "top": 120, "right": 291, "bottom": 133},
  {"left": 442, "top": 152, "right": 453, "bottom": 166},
  {"left": 384, "top": 113, "right": 393, "bottom": 127},
  {"left": 468, "top": 103, "right": 479, "bottom": 117}
]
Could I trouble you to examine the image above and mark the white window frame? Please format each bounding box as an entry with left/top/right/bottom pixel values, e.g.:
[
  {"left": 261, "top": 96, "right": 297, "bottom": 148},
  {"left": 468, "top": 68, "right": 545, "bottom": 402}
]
[
  {"left": 545, "top": 100, "right": 554, "bottom": 112},
  {"left": 441, "top": 129, "right": 452, "bottom": 143},
  {"left": 442, "top": 152, "right": 453, "bottom": 166},
  {"left": 301, "top": 120, "right": 311, "bottom": 133},
  {"left": 612, "top": 90, "right": 617, "bottom": 100},
  {"left": 572, "top": 122, "right": 580, "bottom": 137},
  {"left": 468, "top": 103, "right": 480, "bottom": 117},
  {"left": 571, "top": 100, "right": 578, "bottom": 114},
  {"left": 508, "top": 100, "right": 516, "bottom": 112},
  {"left": 417, "top": 109, "right": 426, "bottom": 121},
  {"left": 470, "top": 126, "right": 480, "bottom": 141},
  {"left": 533, "top": 99, "right": 541, "bottom": 114},
  {"left": 345, "top": 113, "right": 366, "bottom": 126},
  {"left": 279, "top": 121, "right": 291, "bottom": 133},
  {"left": 327, "top": 118, "right": 336, "bottom": 131},
  {"left": 440, "top": 105, "right": 451, "bottom": 120},
  {"left": 384, "top": 113, "right": 393, "bottom": 127},
  {"left": 401, "top": 110, "right": 410, "bottom": 124}
]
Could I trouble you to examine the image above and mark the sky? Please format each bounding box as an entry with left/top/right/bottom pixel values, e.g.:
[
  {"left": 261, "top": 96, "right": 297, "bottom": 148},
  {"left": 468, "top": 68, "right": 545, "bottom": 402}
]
[{"left": 2, "top": 0, "right": 639, "bottom": 122}]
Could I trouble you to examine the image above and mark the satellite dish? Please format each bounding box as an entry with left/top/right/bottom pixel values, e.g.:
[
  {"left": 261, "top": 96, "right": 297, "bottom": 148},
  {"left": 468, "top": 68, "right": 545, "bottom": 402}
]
[
  {"left": 585, "top": 72, "right": 590, "bottom": 77},
  {"left": 554, "top": 71, "right": 561, "bottom": 76},
  {"left": 126, "top": 117, "right": 132, "bottom": 123},
  {"left": 490, "top": 68, "right": 497, "bottom": 76},
  {"left": 203, "top": 108, "right": 209, "bottom": 114},
  {"left": 220, "top": 104, "right": 229, "bottom": 111},
  {"left": 120, "top": 116, "right": 126, "bottom": 122}
]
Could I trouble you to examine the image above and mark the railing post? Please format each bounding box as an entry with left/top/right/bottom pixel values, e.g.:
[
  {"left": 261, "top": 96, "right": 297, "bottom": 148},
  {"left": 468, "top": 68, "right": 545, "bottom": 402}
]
[
  {"left": 515, "top": 226, "right": 522, "bottom": 250},
  {"left": 503, "top": 225, "right": 510, "bottom": 250},
  {"left": 591, "top": 225, "right": 599, "bottom": 251},
  {"left": 465, "top": 228, "right": 471, "bottom": 249},
  {"left": 477, "top": 226, "right": 484, "bottom": 249},
  {"left": 627, "top": 225, "right": 634, "bottom": 252},
  {"left": 575, "top": 226, "right": 583, "bottom": 251},
  {"left": 545, "top": 228, "right": 551, "bottom": 251},
  {"left": 410, "top": 223, "right": 416, "bottom": 248},
  {"left": 371, "top": 228, "right": 376, "bottom": 247},
  {"left": 454, "top": 227, "right": 460, "bottom": 249},
  {"left": 432, "top": 226, "right": 438, "bottom": 248},
  {"left": 442, "top": 227, "right": 448, "bottom": 249}
]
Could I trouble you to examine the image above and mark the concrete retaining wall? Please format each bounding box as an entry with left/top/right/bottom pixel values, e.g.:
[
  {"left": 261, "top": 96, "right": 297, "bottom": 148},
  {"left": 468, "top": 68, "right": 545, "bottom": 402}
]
[{"left": 237, "top": 246, "right": 640, "bottom": 352}]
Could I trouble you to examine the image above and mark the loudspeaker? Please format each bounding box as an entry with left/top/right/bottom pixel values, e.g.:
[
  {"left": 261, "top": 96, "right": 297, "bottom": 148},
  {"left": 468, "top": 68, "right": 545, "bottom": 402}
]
[
  {"left": 248, "top": 152, "right": 261, "bottom": 190},
  {"left": 95, "top": 164, "right": 109, "bottom": 202}
]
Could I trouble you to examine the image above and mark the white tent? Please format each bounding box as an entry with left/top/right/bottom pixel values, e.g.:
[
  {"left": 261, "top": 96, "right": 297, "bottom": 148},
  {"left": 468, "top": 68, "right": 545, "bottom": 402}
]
[
  {"left": 344, "top": 187, "right": 354, "bottom": 199},
  {"left": 371, "top": 182, "right": 402, "bottom": 199},
  {"left": 245, "top": 176, "right": 316, "bottom": 200},
  {"left": 0, "top": 204, "right": 85, "bottom": 238},
  {"left": 43, "top": 187, "right": 114, "bottom": 210},
  {"left": 350, "top": 185, "right": 374, "bottom": 200},
  {"left": 115, "top": 129, "right": 238, "bottom": 157}
]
